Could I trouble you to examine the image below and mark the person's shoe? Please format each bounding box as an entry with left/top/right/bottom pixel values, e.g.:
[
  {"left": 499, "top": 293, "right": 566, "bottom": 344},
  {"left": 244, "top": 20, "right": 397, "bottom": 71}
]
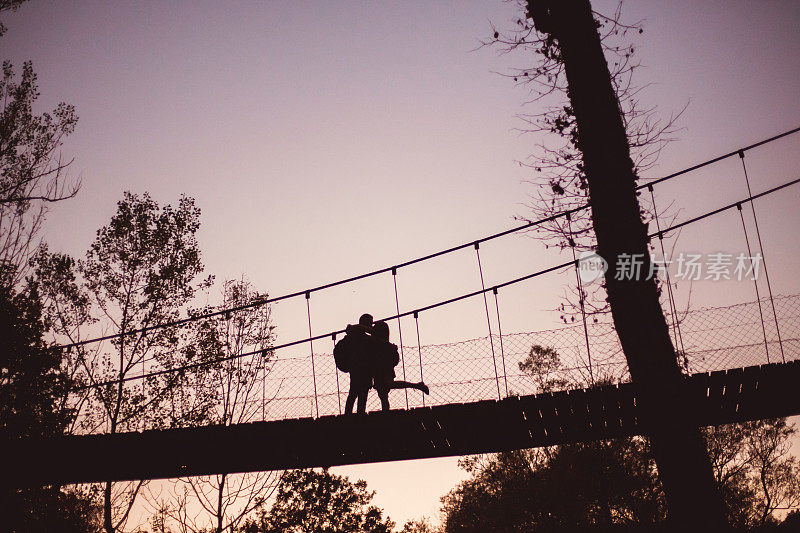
[{"left": 419, "top": 383, "right": 430, "bottom": 395}]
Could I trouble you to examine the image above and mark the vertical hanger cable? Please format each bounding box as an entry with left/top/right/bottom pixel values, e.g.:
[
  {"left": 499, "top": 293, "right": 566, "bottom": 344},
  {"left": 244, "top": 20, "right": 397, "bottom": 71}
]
[
  {"left": 475, "top": 243, "right": 501, "bottom": 400},
  {"left": 414, "top": 311, "right": 425, "bottom": 407},
  {"left": 648, "top": 185, "right": 686, "bottom": 359},
  {"left": 739, "top": 151, "right": 784, "bottom": 362},
  {"left": 566, "top": 214, "right": 594, "bottom": 385},
  {"left": 737, "top": 203, "right": 771, "bottom": 364},
  {"left": 392, "top": 268, "right": 410, "bottom": 409},
  {"left": 305, "top": 291, "right": 319, "bottom": 418},
  {"left": 332, "top": 333, "right": 341, "bottom": 414},
  {"left": 492, "top": 287, "right": 509, "bottom": 397}
]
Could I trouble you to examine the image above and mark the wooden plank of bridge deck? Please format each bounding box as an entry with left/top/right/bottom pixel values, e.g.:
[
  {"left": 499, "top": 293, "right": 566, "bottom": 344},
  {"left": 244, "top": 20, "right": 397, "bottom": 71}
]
[
  {"left": 518, "top": 394, "right": 547, "bottom": 444},
  {"left": 421, "top": 403, "right": 462, "bottom": 453},
  {"left": 536, "top": 392, "right": 562, "bottom": 445},
  {"left": 563, "top": 389, "right": 590, "bottom": 442},
  {"left": 429, "top": 401, "right": 476, "bottom": 454},
  {"left": 617, "top": 382, "right": 639, "bottom": 434},
  {"left": 708, "top": 370, "right": 727, "bottom": 410},
  {"left": 550, "top": 391, "right": 574, "bottom": 445},
  {"left": 333, "top": 409, "right": 421, "bottom": 466},
  {"left": 366, "top": 409, "right": 412, "bottom": 458},
  {"left": 606, "top": 383, "right": 630, "bottom": 436},
  {"left": 586, "top": 386, "right": 611, "bottom": 437},
  {"left": 721, "top": 368, "right": 744, "bottom": 422},
  {"left": 192, "top": 417, "right": 308, "bottom": 477},
  {"left": 687, "top": 371, "right": 712, "bottom": 426},
  {"left": 416, "top": 406, "right": 450, "bottom": 453},
  {"left": 314, "top": 414, "right": 360, "bottom": 466},
  {"left": 471, "top": 397, "right": 536, "bottom": 453},
  {"left": 750, "top": 364, "right": 778, "bottom": 417},
  {"left": 498, "top": 396, "right": 536, "bottom": 450},
  {"left": 758, "top": 361, "right": 800, "bottom": 418},
  {"left": 735, "top": 364, "right": 762, "bottom": 421},
  {"left": 7, "top": 361, "right": 800, "bottom": 487},
  {"left": 444, "top": 400, "right": 504, "bottom": 454}
]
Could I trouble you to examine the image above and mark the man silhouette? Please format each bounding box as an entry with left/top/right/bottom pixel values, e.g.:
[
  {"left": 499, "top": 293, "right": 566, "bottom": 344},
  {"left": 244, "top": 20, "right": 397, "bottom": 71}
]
[{"left": 343, "top": 313, "right": 374, "bottom": 414}]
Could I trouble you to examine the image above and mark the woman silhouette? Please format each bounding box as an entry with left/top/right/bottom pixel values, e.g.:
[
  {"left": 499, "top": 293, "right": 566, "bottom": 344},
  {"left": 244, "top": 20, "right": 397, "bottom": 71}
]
[{"left": 371, "top": 321, "right": 429, "bottom": 411}]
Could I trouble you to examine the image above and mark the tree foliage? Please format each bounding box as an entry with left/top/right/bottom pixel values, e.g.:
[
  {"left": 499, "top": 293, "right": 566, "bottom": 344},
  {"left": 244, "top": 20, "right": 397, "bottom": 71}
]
[
  {"left": 0, "top": 268, "right": 102, "bottom": 532},
  {"left": 166, "top": 278, "right": 279, "bottom": 533},
  {"left": 32, "top": 191, "right": 215, "bottom": 532},
  {"left": 706, "top": 418, "right": 800, "bottom": 528},
  {"left": 441, "top": 440, "right": 664, "bottom": 532},
  {"left": 439, "top": 345, "right": 800, "bottom": 531},
  {"left": 2, "top": 0, "right": 78, "bottom": 286},
  {"left": 0, "top": 2, "right": 100, "bottom": 529},
  {"left": 0, "top": 0, "right": 26, "bottom": 37},
  {"left": 242, "top": 469, "right": 394, "bottom": 533},
  {"left": 400, "top": 518, "right": 437, "bottom": 533},
  {"left": 0, "top": 269, "right": 65, "bottom": 437},
  {"left": 0, "top": 59, "right": 79, "bottom": 286}
]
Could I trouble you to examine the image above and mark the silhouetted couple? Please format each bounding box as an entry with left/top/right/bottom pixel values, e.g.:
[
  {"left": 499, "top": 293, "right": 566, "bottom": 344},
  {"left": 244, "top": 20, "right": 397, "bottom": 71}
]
[{"left": 335, "top": 313, "right": 429, "bottom": 414}]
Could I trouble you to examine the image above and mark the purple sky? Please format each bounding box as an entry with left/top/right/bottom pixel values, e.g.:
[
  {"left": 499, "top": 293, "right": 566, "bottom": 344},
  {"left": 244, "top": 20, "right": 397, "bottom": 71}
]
[{"left": 4, "top": 0, "right": 800, "bottom": 526}]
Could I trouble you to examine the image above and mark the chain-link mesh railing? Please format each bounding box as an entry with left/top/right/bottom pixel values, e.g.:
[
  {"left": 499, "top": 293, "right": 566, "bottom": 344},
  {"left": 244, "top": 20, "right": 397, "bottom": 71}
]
[{"left": 235, "top": 294, "right": 800, "bottom": 421}]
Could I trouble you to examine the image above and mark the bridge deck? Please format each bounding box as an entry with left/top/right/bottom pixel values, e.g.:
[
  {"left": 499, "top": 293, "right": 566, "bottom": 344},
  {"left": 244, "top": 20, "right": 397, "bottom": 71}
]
[{"left": 6, "top": 360, "right": 799, "bottom": 486}]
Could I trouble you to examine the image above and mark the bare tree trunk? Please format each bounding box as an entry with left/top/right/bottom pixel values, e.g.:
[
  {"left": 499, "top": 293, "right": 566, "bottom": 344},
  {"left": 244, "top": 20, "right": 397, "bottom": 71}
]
[
  {"left": 527, "top": 0, "right": 728, "bottom": 528},
  {"left": 217, "top": 473, "right": 227, "bottom": 533},
  {"left": 104, "top": 480, "right": 114, "bottom": 533}
]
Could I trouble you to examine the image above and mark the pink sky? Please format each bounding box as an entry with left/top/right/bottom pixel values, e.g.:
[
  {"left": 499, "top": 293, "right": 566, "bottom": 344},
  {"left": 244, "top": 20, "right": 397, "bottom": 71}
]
[{"left": 4, "top": 0, "right": 800, "bottom": 526}]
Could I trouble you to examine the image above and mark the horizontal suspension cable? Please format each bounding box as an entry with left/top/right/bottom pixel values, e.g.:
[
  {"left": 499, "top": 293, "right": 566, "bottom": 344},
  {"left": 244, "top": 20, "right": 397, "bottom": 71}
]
[
  {"left": 56, "top": 208, "right": 583, "bottom": 352},
  {"left": 653, "top": 176, "right": 800, "bottom": 237},
  {"left": 642, "top": 126, "right": 800, "bottom": 191},
  {"left": 55, "top": 125, "right": 800, "bottom": 352},
  {"left": 70, "top": 174, "right": 800, "bottom": 391}
]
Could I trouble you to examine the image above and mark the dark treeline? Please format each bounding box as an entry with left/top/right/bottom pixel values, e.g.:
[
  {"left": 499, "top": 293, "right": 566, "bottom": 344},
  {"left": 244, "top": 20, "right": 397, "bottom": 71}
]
[{"left": 430, "top": 346, "right": 800, "bottom": 532}]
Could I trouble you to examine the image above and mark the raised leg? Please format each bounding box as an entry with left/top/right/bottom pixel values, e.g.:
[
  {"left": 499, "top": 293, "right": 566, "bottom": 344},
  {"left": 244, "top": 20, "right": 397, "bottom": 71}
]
[{"left": 390, "top": 380, "right": 429, "bottom": 394}]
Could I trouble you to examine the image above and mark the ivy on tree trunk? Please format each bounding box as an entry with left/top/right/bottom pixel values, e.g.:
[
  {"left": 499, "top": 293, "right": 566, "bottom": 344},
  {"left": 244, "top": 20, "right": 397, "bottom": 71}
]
[{"left": 526, "top": 0, "right": 728, "bottom": 528}]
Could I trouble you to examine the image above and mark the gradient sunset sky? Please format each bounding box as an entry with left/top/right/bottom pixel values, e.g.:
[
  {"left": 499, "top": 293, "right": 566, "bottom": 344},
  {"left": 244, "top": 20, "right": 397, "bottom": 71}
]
[{"left": 4, "top": 0, "right": 800, "bottom": 526}]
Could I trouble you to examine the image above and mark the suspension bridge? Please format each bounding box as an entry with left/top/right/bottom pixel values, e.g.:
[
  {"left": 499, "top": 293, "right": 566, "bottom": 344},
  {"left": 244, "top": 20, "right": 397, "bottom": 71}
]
[{"left": 5, "top": 127, "right": 800, "bottom": 487}]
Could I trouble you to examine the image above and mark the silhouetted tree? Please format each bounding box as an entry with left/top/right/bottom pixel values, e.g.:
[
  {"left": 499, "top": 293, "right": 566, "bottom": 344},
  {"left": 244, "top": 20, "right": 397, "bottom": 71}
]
[
  {"left": 441, "top": 345, "right": 662, "bottom": 531},
  {"left": 0, "top": 269, "right": 102, "bottom": 532},
  {"left": 32, "top": 191, "right": 212, "bottom": 533},
  {"left": 518, "top": 344, "right": 569, "bottom": 393},
  {"left": 0, "top": 1, "right": 80, "bottom": 286},
  {"left": 0, "top": 3, "right": 99, "bottom": 528},
  {"left": 487, "top": 1, "right": 726, "bottom": 526},
  {"left": 439, "top": 345, "right": 799, "bottom": 531},
  {"left": 441, "top": 440, "right": 665, "bottom": 533},
  {"left": 241, "top": 469, "right": 394, "bottom": 533},
  {"left": 166, "top": 278, "right": 279, "bottom": 533},
  {"left": 400, "top": 518, "right": 437, "bottom": 533},
  {"left": 0, "top": 270, "right": 64, "bottom": 438},
  {"left": 0, "top": 1, "right": 26, "bottom": 37},
  {"left": 706, "top": 419, "right": 800, "bottom": 528},
  {"left": 30, "top": 246, "right": 95, "bottom": 433}
]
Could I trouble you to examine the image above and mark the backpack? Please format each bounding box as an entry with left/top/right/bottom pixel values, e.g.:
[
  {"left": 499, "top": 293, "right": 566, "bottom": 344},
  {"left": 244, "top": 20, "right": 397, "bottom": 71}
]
[
  {"left": 333, "top": 335, "right": 353, "bottom": 373},
  {"left": 387, "top": 343, "right": 399, "bottom": 368}
]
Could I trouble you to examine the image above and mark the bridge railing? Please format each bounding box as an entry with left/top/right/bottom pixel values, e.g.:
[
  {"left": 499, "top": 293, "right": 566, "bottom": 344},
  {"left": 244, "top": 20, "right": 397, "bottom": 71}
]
[{"left": 230, "top": 293, "right": 800, "bottom": 422}]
